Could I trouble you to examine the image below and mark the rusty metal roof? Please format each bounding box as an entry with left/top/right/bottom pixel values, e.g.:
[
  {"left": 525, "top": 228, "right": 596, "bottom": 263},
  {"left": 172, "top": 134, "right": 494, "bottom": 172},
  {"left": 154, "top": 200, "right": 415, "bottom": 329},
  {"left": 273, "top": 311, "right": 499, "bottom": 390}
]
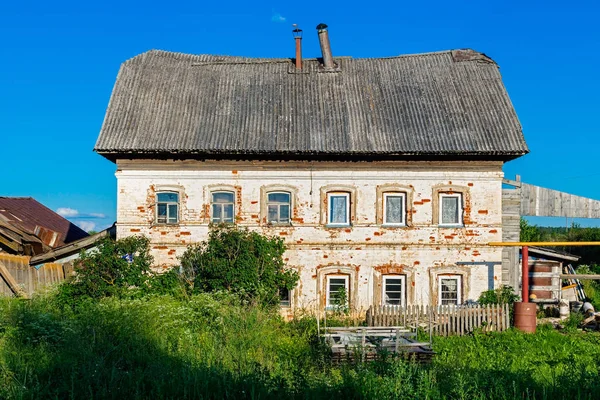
[
  {"left": 0, "top": 197, "right": 88, "bottom": 248},
  {"left": 94, "top": 49, "right": 528, "bottom": 161}
]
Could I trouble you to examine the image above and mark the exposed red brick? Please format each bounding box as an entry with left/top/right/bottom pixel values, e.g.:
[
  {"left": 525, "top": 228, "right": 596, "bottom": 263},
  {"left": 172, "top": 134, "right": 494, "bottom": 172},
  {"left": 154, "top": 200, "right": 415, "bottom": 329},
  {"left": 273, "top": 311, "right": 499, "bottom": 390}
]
[
  {"left": 478, "top": 210, "right": 489, "bottom": 215},
  {"left": 444, "top": 235, "right": 454, "bottom": 239},
  {"left": 489, "top": 229, "right": 498, "bottom": 234},
  {"left": 422, "top": 199, "right": 431, "bottom": 203},
  {"left": 374, "top": 231, "right": 382, "bottom": 236},
  {"left": 232, "top": 170, "right": 238, "bottom": 174},
  {"left": 323, "top": 255, "right": 329, "bottom": 259},
  {"left": 130, "top": 228, "right": 140, "bottom": 232},
  {"left": 344, "top": 228, "right": 351, "bottom": 233},
  {"left": 468, "top": 182, "right": 474, "bottom": 187},
  {"left": 153, "top": 246, "right": 168, "bottom": 250},
  {"left": 365, "top": 237, "right": 372, "bottom": 241},
  {"left": 180, "top": 232, "right": 191, "bottom": 236},
  {"left": 251, "top": 201, "right": 258, "bottom": 205}
]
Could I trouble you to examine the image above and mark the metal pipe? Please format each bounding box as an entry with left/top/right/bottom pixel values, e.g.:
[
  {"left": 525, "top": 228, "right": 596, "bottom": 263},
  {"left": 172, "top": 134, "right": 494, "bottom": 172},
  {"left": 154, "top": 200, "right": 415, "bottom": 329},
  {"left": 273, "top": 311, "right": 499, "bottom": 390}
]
[
  {"left": 316, "top": 23, "right": 334, "bottom": 69},
  {"left": 489, "top": 241, "right": 600, "bottom": 246},
  {"left": 522, "top": 246, "right": 529, "bottom": 302}
]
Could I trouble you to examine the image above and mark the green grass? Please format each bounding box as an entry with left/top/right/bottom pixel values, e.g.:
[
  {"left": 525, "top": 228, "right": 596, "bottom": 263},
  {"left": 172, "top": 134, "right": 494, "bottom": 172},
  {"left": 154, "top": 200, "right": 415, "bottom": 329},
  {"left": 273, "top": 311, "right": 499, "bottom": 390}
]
[{"left": 2, "top": 293, "right": 600, "bottom": 399}]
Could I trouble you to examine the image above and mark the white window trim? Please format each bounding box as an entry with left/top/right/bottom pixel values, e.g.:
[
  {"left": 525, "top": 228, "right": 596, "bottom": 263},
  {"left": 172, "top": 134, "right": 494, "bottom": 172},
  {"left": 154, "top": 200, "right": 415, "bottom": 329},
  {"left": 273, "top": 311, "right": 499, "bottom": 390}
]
[
  {"left": 327, "top": 192, "right": 351, "bottom": 226},
  {"left": 438, "top": 193, "right": 463, "bottom": 227},
  {"left": 326, "top": 275, "right": 349, "bottom": 307},
  {"left": 438, "top": 275, "right": 462, "bottom": 306},
  {"left": 382, "top": 275, "right": 406, "bottom": 306},
  {"left": 155, "top": 191, "right": 179, "bottom": 224},
  {"left": 211, "top": 191, "right": 236, "bottom": 224},
  {"left": 266, "top": 191, "right": 292, "bottom": 225},
  {"left": 383, "top": 192, "right": 406, "bottom": 226}
]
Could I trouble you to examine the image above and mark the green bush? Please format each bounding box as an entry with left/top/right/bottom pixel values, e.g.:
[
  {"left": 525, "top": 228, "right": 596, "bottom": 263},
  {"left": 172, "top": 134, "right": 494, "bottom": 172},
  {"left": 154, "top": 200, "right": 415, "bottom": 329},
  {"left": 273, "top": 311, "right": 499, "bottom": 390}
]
[
  {"left": 56, "top": 236, "right": 181, "bottom": 305},
  {"left": 478, "top": 285, "right": 519, "bottom": 306},
  {"left": 179, "top": 225, "right": 299, "bottom": 307}
]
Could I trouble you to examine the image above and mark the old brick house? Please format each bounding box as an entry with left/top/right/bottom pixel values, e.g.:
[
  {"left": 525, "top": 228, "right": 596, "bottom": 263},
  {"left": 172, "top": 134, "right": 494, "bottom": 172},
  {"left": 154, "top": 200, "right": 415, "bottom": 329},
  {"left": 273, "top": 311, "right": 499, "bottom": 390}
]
[{"left": 94, "top": 26, "right": 528, "bottom": 312}]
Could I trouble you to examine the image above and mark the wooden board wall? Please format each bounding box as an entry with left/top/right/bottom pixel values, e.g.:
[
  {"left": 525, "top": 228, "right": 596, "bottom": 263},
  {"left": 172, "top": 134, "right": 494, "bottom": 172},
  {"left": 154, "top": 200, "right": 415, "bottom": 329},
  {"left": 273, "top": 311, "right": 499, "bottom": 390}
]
[{"left": 0, "top": 254, "right": 66, "bottom": 297}]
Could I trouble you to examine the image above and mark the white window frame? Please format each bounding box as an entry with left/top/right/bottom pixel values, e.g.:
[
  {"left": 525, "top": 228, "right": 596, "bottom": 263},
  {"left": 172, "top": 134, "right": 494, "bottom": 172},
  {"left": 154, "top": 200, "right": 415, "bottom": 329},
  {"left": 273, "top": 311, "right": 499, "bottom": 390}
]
[
  {"left": 439, "top": 193, "right": 463, "bottom": 227},
  {"left": 266, "top": 191, "right": 292, "bottom": 225},
  {"left": 156, "top": 191, "right": 179, "bottom": 224},
  {"left": 382, "top": 275, "right": 406, "bottom": 306},
  {"left": 383, "top": 192, "right": 406, "bottom": 226},
  {"left": 211, "top": 191, "right": 235, "bottom": 224},
  {"left": 326, "top": 275, "right": 349, "bottom": 307},
  {"left": 327, "top": 192, "right": 350, "bottom": 226},
  {"left": 438, "top": 275, "right": 462, "bottom": 306}
]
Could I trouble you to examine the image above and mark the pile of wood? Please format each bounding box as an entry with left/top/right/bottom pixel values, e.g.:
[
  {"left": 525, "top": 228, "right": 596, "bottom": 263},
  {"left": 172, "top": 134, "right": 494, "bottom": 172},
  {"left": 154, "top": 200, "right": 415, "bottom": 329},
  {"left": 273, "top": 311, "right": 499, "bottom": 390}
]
[{"left": 581, "top": 303, "right": 600, "bottom": 330}]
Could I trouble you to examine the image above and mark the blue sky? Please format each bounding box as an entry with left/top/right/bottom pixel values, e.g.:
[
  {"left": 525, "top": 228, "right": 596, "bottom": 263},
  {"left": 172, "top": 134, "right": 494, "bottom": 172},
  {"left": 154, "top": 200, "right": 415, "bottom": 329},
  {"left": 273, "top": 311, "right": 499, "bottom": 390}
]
[{"left": 1, "top": 0, "right": 599, "bottom": 231}]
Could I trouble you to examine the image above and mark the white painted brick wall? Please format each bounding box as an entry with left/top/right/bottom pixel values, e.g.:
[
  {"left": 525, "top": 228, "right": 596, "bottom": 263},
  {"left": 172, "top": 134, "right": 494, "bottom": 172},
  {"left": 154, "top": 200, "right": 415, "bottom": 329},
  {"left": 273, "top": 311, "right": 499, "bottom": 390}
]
[{"left": 115, "top": 160, "right": 504, "bottom": 310}]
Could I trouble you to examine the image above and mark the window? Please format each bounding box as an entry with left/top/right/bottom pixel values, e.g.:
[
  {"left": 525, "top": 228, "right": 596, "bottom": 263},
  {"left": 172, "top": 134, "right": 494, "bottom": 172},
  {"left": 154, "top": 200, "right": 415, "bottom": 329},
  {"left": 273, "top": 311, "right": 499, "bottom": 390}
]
[
  {"left": 156, "top": 192, "right": 179, "bottom": 224},
  {"left": 383, "top": 193, "right": 406, "bottom": 226},
  {"left": 438, "top": 275, "right": 462, "bottom": 305},
  {"left": 327, "top": 192, "right": 350, "bottom": 226},
  {"left": 383, "top": 275, "right": 405, "bottom": 306},
  {"left": 326, "top": 275, "right": 349, "bottom": 307},
  {"left": 267, "top": 192, "right": 291, "bottom": 224},
  {"left": 279, "top": 288, "right": 291, "bottom": 307},
  {"left": 439, "top": 193, "right": 463, "bottom": 226},
  {"left": 211, "top": 191, "right": 235, "bottom": 223}
]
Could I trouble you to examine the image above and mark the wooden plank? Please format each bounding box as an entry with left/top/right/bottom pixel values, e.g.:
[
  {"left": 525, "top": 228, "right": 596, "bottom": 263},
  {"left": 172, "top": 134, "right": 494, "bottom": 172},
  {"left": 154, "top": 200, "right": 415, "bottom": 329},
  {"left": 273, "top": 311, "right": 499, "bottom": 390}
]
[{"left": 0, "top": 260, "right": 28, "bottom": 298}]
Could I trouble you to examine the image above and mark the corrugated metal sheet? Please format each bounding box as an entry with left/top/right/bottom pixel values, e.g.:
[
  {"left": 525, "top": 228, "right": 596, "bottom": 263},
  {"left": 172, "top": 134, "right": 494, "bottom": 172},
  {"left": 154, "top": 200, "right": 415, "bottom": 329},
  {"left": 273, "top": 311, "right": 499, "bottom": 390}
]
[
  {"left": 0, "top": 197, "right": 88, "bottom": 247},
  {"left": 95, "top": 49, "right": 528, "bottom": 160}
]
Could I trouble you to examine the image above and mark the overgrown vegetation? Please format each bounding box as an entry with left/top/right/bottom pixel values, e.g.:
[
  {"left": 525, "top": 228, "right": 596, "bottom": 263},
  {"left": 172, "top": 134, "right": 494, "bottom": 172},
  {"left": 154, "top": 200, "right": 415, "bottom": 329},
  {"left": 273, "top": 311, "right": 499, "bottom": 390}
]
[
  {"left": 179, "top": 225, "right": 299, "bottom": 307},
  {"left": 3, "top": 226, "right": 600, "bottom": 398}
]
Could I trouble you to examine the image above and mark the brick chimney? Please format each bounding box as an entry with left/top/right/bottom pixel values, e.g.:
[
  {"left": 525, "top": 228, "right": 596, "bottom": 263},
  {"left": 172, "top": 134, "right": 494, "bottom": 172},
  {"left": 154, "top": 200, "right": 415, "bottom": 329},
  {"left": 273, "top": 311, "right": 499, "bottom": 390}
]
[
  {"left": 293, "top": 25, "right": 303, "bottom": 70},
  {"left": 316, "top": 23, "right": 334, "bottom": 69}
]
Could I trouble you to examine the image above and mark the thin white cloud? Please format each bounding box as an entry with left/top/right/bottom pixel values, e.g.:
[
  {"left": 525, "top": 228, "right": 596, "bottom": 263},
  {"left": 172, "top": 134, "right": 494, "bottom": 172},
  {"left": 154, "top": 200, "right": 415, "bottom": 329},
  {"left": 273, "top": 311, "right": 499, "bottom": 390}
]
[
  {"left": 88, "top": 213, "right": 107, "bottom": 219},
  {"left": 75, "top": 221, "right": 96, "bottom": 232},
  {"left": 56, "top": 207, "right": 79, "bottom": 217},
  {"left": 271, "top": 10, "right": 286, "bottom": 23}
]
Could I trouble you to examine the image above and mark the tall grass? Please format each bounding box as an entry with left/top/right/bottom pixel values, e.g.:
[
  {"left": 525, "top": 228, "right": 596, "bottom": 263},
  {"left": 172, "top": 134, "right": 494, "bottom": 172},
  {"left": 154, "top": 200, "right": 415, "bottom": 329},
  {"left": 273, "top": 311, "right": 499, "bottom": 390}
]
[{"left": 2, "top": 293, "right": 600, "bottom": 399}]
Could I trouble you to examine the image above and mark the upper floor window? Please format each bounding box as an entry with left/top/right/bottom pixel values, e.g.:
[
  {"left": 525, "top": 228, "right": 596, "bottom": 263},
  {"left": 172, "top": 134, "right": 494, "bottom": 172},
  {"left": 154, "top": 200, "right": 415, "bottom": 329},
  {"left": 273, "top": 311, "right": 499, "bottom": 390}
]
[
  {"left": 211, "top": 191, "right": 235, "bottom": 223},
  {"left": 267, "top": 192, "right": 291, "bottom": 225},
  {"left": 438, "top": 275, "right": 462, "bottom": 305},
  {"left": 383, "top": 193, "right": 406, "bottom": 226},
  {"left": 327, "top": 192, "right": 350, "bottom": 226},
  {"left": 383, "top": 275, "right": 405, "bottom": 306},
  {"left": 439, "top": 193, "right": 463, "bottom": 226},
  {"left": 156, "top": 192, "right": 179, "bottom": 224}
]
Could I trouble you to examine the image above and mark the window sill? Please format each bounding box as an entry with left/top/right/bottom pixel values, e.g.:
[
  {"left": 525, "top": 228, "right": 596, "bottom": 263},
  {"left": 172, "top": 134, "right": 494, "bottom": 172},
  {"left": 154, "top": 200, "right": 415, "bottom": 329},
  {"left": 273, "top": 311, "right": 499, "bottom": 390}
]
[
  {"left": 382, "top": 224, "right": 407, "bottom": 228},
  {"left": 326, "top": 224, "right": 351, "bottom": 228},
  {"left": 438, "top": 224, "right": 464, "bottom": 228}
]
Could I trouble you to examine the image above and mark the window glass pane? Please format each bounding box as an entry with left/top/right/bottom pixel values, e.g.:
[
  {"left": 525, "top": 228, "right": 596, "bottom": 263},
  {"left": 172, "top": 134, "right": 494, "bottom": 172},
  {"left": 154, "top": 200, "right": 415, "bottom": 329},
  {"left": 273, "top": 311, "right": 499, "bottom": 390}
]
[
  {"left": 329, "top": 195, "right": 348, "bottom": 224},
  {"left": 157, "top": 192, "right": 178, "bottom": 202},
  {"left": 328, "top": 278, "right": 347, "bottom": 305},
  {"left": 385, "top": 195, "right": 403, "bottom": 224},
  {"left": 168, "top": 204, "right": 178, "bottom": 223},
  {"left": 212, "top": 204, "right": 221, "bottom": 221},
  {"left": 441, "top": 278, "right": 459, "bottom": 305},
  {"left": 268, "top": 192, "right": 290, "bottom": 203},
  {"left": 223, "top": 204, "right": 234, "bottom": 222},
  {"left": 213, "top": 192, "right": 234, "bottom": 203},
  {"left": 441, "top": 196, "right": 459, "bottom": 224},
  {"left": 157, "top": 204, "right": 167, "bottom": 216},
  {"left": 267, "top": 205, "right": 278, "bottom": 222},
  {"left": 384, "top": 277, "right": 403, "bottom": 305},
  {"left": 280, "top": 205, "right": 290, "bottom": 222}
]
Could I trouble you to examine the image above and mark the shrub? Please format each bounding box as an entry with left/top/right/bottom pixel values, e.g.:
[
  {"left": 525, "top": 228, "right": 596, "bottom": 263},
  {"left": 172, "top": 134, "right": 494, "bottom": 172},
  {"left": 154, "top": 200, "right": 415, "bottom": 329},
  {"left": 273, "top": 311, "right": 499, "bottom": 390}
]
[
  {"left": 478, "top": 285, "right": 519, "bottom": 306},
  {"left": 56, "top": 236, "right": 180, "bottom": 304},
  {"left": 179, "top": 225, "right": 299, "bottom": 307}
]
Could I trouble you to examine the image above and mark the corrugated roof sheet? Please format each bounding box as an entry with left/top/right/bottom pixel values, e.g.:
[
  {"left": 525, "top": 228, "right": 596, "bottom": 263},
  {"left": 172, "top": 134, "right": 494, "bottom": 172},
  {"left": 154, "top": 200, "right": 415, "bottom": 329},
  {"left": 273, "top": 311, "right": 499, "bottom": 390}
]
[
  {"left": 94, "top": 49, "right": 528, "bottom": 160},
  {"left": 0, "top": 197, "right": 89, "bottom": 247}
]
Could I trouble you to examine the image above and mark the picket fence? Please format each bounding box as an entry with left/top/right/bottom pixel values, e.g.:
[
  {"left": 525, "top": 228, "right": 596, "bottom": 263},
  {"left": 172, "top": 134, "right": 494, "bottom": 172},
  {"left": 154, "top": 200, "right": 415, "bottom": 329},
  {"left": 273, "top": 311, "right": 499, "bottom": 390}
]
[{"left": 366, "top": 304, "right": 511, "bottom": 336}]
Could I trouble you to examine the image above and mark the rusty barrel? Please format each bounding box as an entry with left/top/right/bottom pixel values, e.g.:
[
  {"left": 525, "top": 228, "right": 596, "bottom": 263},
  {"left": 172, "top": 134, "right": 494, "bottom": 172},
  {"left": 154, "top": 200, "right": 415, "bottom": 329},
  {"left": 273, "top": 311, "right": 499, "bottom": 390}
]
[{"left": 514, "top": 302, "right": 536, "bottom": 333}]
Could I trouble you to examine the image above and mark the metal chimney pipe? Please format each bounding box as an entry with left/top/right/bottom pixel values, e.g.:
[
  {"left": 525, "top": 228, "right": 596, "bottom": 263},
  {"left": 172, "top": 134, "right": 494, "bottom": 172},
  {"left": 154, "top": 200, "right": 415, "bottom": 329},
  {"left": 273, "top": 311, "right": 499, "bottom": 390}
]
[{"left": 316, "top": 23, "right": 334, "bottom": 69}]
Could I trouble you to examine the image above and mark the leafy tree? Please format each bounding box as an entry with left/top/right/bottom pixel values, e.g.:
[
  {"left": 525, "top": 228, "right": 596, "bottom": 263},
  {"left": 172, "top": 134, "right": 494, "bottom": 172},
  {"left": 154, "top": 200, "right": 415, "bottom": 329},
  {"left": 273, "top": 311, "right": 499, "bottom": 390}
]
[
  {"left": 179, "top": 225, "right": 299, "bottom": 307},
  {"left": 520, "top": 218, "right": 542, "bottom": 242},
  {"left": 57, "top": 236, "right": 169, "bottom": 304},
  {"left": 478, "top": 285, "right": 519, "bottom": 305}
]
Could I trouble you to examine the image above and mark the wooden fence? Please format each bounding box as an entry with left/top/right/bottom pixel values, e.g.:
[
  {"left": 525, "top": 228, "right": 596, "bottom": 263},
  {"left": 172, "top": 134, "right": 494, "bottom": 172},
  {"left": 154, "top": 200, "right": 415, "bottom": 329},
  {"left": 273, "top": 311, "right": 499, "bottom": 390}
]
[
  {"left": 366, "top": 304, "right": 511, "bottom": 336},
  {"left": 0, "top": 254, "right": 68, "bottom": 298}
]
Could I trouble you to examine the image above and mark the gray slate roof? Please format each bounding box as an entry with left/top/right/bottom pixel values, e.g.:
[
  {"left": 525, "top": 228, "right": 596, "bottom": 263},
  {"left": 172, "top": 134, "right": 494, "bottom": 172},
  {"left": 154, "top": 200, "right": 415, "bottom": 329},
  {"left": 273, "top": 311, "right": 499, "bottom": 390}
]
[{"left": 95, "top": 49, "right": 528, "bottom": 160}]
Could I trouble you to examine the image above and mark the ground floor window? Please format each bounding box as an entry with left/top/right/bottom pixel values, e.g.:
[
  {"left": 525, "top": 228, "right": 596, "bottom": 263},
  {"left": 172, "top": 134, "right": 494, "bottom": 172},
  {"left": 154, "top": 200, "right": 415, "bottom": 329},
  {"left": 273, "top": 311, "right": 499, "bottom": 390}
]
[
  {"left": 279, "top": 288, "right": 291, "bottom": 307},
  {"left": 326, "top": 275, "right": 349, "bottom": 307},
  {"left": 438, "top": 275, "right": 462, "bottom": 305},
  {"left": 383, "top": 275, "right": 405, "bottom": 306}
]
